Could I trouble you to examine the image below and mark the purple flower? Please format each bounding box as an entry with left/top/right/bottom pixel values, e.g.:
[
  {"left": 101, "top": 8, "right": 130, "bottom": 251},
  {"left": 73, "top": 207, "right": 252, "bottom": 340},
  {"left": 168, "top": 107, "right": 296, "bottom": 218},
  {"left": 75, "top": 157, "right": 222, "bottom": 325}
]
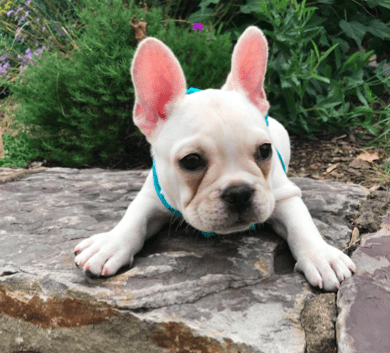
[
  {"left": 36, "top": 18, "right": 39, "bottom": 22},
  {"left": 7, "top": 10, "right": 14, "bottom": 17},
  {"left": 26, "top": 0, "right": 31, "bottom": 5},
  {"left": 25, "top": 48, "right": 33, "bottom": 59},
  {"left": 0, "top": 61, "right": 10, "bottom": 75},
  {"left": 192, "top": 23, "right": 203, "bottom": 32},
  {"left": 17, "top": 54, "right": 26, "bottom": 62}
]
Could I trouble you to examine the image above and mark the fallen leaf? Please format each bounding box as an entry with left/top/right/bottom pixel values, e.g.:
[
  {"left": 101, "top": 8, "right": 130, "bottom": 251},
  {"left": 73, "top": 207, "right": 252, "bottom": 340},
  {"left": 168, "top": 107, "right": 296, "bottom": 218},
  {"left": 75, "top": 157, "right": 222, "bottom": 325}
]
[
  {"left": 349, "top": 227, "right": 360, "bottom": 247},
  {"left": 350, "top": 158, "right": 371, "bottom": 169},
  {"left": 131, "top": 16, "right": 148, "bottom": 42},
  {"left": 326, "top": 163, "right": 339, "bottom": 174},
  {"left": 369, "top": 185, "right": 382, "bottom": 192},
  {"left": 311, "top": 174, "right": 323, "bottom": 180},
  {"left": 310, "top": 164, "right": 318, "bottom": 170},
  {"left": 330, "top": 171, "right": 344, "bottom": 178},
  {"left": 356, "top": 150, "right": 381, "bottom": 163}
]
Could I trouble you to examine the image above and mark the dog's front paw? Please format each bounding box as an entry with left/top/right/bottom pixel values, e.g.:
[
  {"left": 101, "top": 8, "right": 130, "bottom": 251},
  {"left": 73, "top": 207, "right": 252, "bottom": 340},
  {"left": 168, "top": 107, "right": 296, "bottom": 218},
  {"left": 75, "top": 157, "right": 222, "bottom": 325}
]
[
  {"left": 74, "top": 232, "right": 135, "bottom": 277},
  {"left": 294, "top": 244, "right": 356, "bottom": 291}
]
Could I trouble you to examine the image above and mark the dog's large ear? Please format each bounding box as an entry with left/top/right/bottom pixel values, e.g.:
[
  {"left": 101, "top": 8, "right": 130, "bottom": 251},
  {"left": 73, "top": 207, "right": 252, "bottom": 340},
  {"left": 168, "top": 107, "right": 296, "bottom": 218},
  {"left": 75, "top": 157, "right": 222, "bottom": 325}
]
[
  {"left": 131, "top": 38, "right": 187, "bottom": 143},
  {"left": 221, "top": 26, "right": 270, "bottom": 115}
]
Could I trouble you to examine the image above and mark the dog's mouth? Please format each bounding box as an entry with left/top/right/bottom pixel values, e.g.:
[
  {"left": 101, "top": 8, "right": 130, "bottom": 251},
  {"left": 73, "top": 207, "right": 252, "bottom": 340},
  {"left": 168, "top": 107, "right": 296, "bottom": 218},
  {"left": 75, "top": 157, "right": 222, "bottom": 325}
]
[{"left": 208, "top": 216, "right": 256, "bottom": 234}]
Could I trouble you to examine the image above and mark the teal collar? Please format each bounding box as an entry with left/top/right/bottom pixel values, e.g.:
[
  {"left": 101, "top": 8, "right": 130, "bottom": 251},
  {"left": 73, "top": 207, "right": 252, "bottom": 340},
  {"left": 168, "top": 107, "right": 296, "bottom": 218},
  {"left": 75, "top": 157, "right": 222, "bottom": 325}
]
[{"left": 152, "top": 87, "right": 285, "bottom": 238}]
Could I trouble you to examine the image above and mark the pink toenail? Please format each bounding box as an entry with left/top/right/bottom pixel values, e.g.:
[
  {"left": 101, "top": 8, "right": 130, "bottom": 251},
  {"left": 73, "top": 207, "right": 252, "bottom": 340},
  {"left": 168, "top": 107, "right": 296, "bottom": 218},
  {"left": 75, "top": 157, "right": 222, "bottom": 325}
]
[
  {"left": 102, "top": 268, "right": 108, "bottom": 276},
  {"left": 84, "top": 263, "right": 90, "bottom": 270}
]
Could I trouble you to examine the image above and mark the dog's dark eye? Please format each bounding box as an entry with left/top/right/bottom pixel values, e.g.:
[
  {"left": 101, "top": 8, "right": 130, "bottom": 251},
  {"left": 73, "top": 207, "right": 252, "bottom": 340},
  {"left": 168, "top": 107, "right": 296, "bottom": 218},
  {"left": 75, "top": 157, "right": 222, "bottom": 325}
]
[
  {"left": 179, "top": 153, "right": 206, "bottom": 171},
  {"left": 257, "top": 143, "right": 272, "bottom": 161}
]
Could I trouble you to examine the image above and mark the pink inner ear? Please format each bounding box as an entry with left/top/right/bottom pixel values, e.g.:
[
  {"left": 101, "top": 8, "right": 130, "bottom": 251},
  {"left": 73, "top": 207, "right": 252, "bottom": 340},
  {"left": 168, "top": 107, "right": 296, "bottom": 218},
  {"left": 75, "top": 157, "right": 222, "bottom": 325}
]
[
  {"left": 157, "top": 89, "right": 172, "bottom": 121},
  {"left": 132, "top": 39, "right": 186, "bottom": 138},
  {"left": 229, "top": 27, "right": 269, "bottom": 113}
]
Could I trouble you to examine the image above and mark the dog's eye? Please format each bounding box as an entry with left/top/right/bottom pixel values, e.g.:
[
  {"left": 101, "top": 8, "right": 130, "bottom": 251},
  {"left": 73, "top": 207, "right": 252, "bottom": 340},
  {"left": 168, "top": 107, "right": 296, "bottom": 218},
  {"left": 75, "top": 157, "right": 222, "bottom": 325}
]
[
  {"left": 179, "top": 153, "right": 206, "bottom": 171},
  {"left": 257, "top": 143, "right": 272, "bottom": 161}
]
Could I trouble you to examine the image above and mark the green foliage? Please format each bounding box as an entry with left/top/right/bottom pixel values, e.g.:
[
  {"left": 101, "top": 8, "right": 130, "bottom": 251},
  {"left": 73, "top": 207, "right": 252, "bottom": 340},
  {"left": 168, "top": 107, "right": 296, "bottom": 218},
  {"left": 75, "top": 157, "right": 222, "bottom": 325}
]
[
  {"left": 237, "top": 0, "right": 390, "bottom": 136},
  {"left": 185, "top": 0, "right": 390, "bottom": 138},
  {"left": 1, "top": 0, "right": 232, "bottom": 167},
  {"left": 0, "top": 0, "right": 85, "bottom": 96},
  {"left": 0, "top": 133, "right": 40, "bottom": 167},
  {"left": 312, "top": 0, "right": 390, "bottom": 59}
]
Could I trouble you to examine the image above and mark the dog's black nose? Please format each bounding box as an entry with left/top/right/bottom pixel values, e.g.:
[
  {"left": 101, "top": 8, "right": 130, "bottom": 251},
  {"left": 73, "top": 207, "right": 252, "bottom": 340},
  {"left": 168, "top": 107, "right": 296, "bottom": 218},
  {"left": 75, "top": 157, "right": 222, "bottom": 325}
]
[{"left": 221, "top": 184, "right": 254, "bottom": 212}]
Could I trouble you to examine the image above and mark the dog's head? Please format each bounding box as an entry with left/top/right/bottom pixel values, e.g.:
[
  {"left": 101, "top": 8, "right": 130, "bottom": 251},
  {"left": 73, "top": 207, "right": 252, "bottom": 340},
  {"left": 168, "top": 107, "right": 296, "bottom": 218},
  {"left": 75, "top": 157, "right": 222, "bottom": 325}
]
[{"left": 131, "top": 26, "right": 276, "bottom": 234}]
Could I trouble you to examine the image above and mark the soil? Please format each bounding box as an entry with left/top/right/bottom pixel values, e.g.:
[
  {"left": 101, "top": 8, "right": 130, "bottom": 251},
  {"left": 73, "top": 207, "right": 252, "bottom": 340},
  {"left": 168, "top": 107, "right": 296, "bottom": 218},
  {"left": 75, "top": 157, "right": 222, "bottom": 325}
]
[{"left": 288, "top": 129, "right": 389, "bottom": 189}]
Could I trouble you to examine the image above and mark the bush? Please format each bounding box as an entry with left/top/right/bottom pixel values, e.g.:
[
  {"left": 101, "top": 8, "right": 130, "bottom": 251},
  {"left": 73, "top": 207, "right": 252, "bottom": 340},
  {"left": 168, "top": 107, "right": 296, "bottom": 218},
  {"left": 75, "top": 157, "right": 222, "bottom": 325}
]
[
  {"left": 188, "top": 0, "right": 390, "bottom": 137},
  {"left": 0, "top": 133, "right": 40, "bottom": 167},
  {"left": 240, "top": 0, "right": 390, "bottom": 136},
  {"left": 1, "top": 0, "right": 232, "bottom": 168}
]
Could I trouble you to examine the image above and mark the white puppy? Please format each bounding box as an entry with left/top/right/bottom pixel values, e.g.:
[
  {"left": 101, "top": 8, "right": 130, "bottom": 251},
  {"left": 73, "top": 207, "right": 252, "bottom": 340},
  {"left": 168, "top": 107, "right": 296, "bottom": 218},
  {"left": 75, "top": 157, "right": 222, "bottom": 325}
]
[{"left": 74, "top": 26, "right": 355, "bottom": 291}]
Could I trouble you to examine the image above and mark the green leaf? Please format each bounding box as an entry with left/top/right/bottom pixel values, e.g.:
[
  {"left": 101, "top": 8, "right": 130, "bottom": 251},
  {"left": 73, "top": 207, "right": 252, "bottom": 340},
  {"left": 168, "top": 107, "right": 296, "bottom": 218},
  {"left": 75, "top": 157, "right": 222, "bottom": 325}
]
[
  {"left": 356, "top": 89, "right": 368, "bottom": 107},
  {"left": 240, "top": 2, "right": 265, "bottom": 14},
  {"left": 376, "top": 0, "right": 390, "bottom": 9},
  {"left": 353, "top": 106, "right": 374, "bottom": 114},
  {"left": 188, "top": 8, "right": 213, "bottom": 23},
  {"left": 311, "top": 40, "right": 320, "bottom": 59},
  {"left": 317, "top": 96, "right": 342, "bottom": 110},
  {"left": 311, "top": 74, "right": 330, "bottom": 83},
  {"left": 365, "top": 19, "right": 390, "bottom": 39},
  {"left": 363, "top": 84, "right": 375, "bottom": 103},
  {"left": 343, "top": 51, "right": 361, "bottom": 69},
  {"left": 325, "top": 64, "right": 332, "bottom": 79},
  {"left": 332, "top": 37, "right": 349, "bottom": 53},
  {"left": 300, "top": 79, "right": 310, "bottom": 99},
  {"left": 188, "top": 0, "right": 219, "bottom": 22},
  {"left": 317, "top": 43, "right": 339, "bottom": 65},
  {"left": 339, "top": 20, "right": 367, "bottom": 47},
  {"left": 319, "top": 33, "right": 330, "bottom": 46}
]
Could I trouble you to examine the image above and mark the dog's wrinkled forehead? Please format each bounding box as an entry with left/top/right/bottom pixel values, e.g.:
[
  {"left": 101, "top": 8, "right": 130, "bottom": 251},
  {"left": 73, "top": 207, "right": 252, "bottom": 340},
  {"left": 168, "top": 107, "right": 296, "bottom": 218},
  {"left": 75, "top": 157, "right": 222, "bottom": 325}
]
[{"left": 160, "top": 89, "right": 269, "bottom": 142}]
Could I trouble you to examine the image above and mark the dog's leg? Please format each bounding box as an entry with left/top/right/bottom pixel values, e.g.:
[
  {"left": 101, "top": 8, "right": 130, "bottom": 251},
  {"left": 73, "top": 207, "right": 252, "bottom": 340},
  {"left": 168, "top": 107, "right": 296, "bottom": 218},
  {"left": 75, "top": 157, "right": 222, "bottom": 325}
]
[
  {"left": 269, "top": 196, "right": 356, "bottom": 291},
  {"left": 74, "top": 173, "right": 171, "bottom": 276}
]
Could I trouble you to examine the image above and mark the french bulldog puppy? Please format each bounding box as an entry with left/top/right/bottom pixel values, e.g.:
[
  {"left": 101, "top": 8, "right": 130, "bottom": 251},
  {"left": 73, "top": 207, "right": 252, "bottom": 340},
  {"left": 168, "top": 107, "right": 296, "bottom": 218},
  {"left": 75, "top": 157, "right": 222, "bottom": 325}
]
[{"left": 74, "top": 26, "right": 355, "bottom": 291}]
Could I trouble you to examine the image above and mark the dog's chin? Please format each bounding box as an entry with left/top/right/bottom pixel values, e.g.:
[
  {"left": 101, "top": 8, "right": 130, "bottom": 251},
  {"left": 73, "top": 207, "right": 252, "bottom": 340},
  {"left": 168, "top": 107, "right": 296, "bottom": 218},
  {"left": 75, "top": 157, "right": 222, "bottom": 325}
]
[
  {"left": 213, "top": 222, "right": 254, "bottom": 235},
  {"left": 197, "top": 218, "right": 258, "bottom": 235}
]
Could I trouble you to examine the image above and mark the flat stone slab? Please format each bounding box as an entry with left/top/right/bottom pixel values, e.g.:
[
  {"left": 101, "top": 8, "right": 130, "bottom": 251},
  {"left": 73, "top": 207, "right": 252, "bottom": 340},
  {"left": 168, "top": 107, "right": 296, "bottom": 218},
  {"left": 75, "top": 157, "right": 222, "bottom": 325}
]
[
  {"left": 337, "top": 212, "right": 390, "bottom": 353},
  {"left": 0, "top": 168, "right": 369, "bottom": 352}
]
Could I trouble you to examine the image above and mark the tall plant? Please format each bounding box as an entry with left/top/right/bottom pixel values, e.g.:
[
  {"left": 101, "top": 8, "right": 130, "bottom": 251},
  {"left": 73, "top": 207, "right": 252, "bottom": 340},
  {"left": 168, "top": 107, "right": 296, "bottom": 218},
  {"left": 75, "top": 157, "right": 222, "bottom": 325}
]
[
  {"left": 1, "top": 0, "right": 232, "bottom": 168},
  {"left": 238, "top": 0, "right": 390, "bottom": 136}
]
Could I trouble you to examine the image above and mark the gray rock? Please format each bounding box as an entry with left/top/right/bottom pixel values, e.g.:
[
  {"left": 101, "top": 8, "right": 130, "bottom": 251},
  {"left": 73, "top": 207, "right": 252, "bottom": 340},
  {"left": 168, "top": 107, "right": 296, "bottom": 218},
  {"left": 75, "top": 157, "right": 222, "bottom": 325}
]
[
  {"left": 337, "top": 212, "right": 390, "bottom": 353},
  {"left": 0, "top": 169, "right": 368, "bottom": 352}
]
